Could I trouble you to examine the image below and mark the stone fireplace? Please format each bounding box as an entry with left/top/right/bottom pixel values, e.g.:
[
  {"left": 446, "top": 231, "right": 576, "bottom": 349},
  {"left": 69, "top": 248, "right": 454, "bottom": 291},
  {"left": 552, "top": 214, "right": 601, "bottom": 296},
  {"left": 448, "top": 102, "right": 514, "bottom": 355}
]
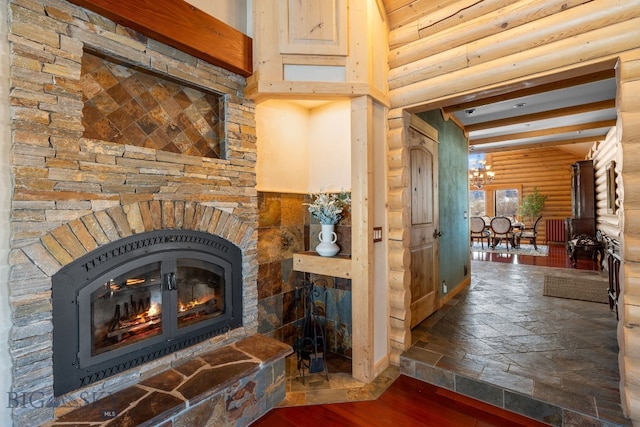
[{"left": 7, "top": 0, "right": 258, "bottom": 425}]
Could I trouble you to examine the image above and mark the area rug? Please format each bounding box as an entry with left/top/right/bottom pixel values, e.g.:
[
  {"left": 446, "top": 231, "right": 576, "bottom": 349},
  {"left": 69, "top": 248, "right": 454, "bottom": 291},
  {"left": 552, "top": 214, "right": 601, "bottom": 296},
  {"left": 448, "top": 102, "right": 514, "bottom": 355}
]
[
  {"left": 470, "top": 242, "right": 549, "bottom": 257},
  {"left": 543, "top": 275, "right": 609, "bottom": 304}
]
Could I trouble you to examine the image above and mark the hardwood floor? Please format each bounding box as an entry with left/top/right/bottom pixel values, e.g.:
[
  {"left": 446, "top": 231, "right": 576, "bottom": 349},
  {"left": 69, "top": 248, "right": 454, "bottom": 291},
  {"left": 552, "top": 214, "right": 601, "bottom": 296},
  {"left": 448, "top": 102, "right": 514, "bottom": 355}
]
[
  {"left": 252, "top": 375, "right": 549, "bottom": 426},
  {"left": 470, "top": 242, "right": 602, "bottom": 271}
]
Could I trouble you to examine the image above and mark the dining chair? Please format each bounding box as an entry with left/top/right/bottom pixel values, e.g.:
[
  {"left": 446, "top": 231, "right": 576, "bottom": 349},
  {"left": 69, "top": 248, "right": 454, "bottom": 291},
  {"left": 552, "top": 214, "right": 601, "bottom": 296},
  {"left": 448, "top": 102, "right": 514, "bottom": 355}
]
[
  {"left": 490, "top": 216, "right": 513, "bottom": 250},
  {"left": 515, "top": 216, "right": 542, "bottom": 250},
  {"left": 470, "top": 216, "right": 490, "bottom": 248}
]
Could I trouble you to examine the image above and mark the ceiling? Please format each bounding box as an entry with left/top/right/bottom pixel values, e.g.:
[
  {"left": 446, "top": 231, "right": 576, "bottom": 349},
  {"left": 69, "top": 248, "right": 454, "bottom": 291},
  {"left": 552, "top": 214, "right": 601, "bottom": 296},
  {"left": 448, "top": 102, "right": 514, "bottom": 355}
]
[
  {"left": 444, "top": 70, "right": 617, "bottom": 156},
  {"left": 380, "top": 0, "right": 618, "bottom": 157}
]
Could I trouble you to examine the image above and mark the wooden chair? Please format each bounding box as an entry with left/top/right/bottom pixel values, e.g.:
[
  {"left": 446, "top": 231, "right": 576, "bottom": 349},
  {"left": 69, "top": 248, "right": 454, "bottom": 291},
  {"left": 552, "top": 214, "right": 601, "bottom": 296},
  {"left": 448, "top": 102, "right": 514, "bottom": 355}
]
[
  {"left": 516, "top": 216, "right": 542, "bottom": 250},
  {"left": 470, "top": 216, "right": 490, "bottom": 248},
  {"left": 490, "top": 216, "right": 513, "bottom": 250}
]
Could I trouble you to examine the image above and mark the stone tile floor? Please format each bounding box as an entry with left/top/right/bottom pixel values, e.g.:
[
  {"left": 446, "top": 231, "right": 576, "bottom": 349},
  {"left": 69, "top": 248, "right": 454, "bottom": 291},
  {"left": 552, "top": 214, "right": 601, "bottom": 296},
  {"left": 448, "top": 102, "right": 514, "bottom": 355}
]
[
  {"left": 405, "top": 260, "right": 630, "bottom": 426},
  {"left": 274, "top": 258, "right": 630, "bottom": 426}
]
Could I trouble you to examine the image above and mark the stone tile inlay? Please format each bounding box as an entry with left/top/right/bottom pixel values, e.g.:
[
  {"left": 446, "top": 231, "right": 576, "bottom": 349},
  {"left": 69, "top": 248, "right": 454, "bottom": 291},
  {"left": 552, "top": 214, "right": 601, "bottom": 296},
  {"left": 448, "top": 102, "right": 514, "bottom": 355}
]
[
  {"left": 256, "top": 192, "right": 353, "bottom": 357},
  {"left": 46, "top": 335, "right": 292, "bottom": 427},
  {"left": 81, "top": 52, "right": 224, "bottom": 158}
]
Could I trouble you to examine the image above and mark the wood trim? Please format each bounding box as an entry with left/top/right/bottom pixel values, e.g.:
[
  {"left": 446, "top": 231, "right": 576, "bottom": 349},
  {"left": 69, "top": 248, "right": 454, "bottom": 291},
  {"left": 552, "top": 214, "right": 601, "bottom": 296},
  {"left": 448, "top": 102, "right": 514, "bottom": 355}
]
[
  {"left": 351, "top": 96, "right": 375, "bottom": 383},
  {"left": 292, "top": 252, "right": 351, "bottom": 278},
  {"left": 67, "top": 0, "right": 253, "bottom": 77},
  {"left": 409, "top": 114, "right": 438, "bottom": 140},
  {"left": 438, "top": 276, "right": 470, "bottom": 307},
  {"left": 282, "top": 55, "right": 347, "bottom": 66}
]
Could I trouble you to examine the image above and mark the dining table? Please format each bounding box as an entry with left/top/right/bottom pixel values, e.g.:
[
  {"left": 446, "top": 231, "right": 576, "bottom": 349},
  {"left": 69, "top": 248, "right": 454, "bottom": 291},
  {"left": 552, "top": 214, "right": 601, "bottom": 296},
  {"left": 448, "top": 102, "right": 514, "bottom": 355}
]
[{"left": 484, "top": 217, "right": 525, "bottom": 249}]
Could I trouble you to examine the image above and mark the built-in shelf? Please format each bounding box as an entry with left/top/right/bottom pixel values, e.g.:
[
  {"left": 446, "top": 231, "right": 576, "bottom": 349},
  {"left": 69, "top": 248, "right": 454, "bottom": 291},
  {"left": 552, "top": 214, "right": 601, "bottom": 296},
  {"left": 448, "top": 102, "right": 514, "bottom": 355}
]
[{"left": 293, "top": 252, "right": 352, "bottom": 279}]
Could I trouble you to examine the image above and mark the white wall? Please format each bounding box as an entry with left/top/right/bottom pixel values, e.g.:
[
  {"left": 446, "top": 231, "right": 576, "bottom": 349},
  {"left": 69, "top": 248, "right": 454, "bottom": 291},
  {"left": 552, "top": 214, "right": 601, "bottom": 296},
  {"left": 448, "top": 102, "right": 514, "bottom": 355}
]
[
  {"left": 256, "top": 100, "right": 351, "bottom": 194},
  {"left": 256, "top": 101, "right": 310, "bottom": 193},
  {"left": 308, "top": 101, "right": 351, "bottom": 192},
  {"left": 0, "top": 0, "right": 13, "bottom": 424},
  {"left": 183, "top": 0, "right": 250, "bottom": 36}
]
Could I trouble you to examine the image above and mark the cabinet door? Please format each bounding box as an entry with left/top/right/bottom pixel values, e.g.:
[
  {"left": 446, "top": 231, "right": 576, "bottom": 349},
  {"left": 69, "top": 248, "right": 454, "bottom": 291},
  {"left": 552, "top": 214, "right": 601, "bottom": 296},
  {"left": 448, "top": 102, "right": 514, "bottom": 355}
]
[
  {"left": 280, "top": 0, "right": 348, "bottom": 55},
  {"left": 572, "top": 160, "right": 595, "bottom": 219}
]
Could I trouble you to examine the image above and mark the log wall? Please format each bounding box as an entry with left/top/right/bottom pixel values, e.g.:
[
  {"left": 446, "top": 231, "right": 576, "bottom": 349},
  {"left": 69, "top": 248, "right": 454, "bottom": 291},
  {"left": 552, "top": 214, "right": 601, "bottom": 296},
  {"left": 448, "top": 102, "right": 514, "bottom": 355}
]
[
  {"left": 592, "top": 127, "right": 621, "bottom": 239},
  {"left": 617, "top": 51, "right": 640, "bottom": 422},
  {"left": 385, "top": 1, "right": 640, "bottom": 421},
  {"left": 484, "top": 147, "right": 584, "bottom": 243},
  {"left": 387, "top": 1, "right": 640, "bottom": 111}
]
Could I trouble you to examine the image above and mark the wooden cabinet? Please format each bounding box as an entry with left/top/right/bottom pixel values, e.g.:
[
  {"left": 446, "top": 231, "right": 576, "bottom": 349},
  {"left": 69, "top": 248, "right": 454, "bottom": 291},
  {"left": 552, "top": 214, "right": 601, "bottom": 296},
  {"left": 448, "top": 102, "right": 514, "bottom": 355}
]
[
  {"left": 572, "top": 160, "right": 595, "bottom": 219},
  {"left": 566, "top": 160, "right": 596, "bottom": 239}
]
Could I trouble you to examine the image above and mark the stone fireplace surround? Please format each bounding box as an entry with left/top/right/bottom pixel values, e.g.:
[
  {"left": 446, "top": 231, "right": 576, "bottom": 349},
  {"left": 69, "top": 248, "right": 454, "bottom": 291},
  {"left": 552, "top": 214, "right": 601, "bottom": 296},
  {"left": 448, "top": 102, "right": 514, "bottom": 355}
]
[{"left": 7, "top": 0, "right": 261, "bottom": 424}]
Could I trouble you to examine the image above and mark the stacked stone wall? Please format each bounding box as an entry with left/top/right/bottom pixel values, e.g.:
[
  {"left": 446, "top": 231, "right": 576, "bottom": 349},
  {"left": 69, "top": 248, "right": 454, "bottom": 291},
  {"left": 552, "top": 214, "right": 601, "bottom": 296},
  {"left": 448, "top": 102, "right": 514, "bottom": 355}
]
[{"left": 7, "top": 0, "right": 257, "bottom": 424}]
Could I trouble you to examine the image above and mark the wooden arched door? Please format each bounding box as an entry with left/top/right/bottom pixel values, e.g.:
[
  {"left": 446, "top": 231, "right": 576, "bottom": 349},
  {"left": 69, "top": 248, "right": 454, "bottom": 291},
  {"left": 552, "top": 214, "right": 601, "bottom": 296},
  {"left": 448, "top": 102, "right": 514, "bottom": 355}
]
[{"left": 409, "top": 124, "right": 439, "bottom": 328}]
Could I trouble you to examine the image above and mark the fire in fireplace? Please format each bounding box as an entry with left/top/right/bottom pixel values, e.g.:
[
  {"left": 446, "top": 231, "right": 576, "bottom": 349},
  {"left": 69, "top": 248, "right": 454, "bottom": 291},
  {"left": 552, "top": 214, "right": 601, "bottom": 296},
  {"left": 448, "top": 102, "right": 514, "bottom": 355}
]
[{"left": 52, "top": 230, "right": 242, "bottom": 396}]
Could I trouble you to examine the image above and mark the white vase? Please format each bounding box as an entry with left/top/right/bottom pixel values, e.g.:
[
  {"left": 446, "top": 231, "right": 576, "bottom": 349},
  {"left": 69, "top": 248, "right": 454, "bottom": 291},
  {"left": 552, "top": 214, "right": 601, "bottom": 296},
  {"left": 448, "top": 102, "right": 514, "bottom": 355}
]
[{"left": 316, "top": 224, "right": 340, "bottom": 257}]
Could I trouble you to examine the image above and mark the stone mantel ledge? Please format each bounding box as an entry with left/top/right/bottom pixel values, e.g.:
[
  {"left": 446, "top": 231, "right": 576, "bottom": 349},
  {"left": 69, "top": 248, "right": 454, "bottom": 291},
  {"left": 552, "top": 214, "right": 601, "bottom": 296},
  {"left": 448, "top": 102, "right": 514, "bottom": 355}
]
[{"left": 44, "top": 335, "right": 293, "bottom": 427}]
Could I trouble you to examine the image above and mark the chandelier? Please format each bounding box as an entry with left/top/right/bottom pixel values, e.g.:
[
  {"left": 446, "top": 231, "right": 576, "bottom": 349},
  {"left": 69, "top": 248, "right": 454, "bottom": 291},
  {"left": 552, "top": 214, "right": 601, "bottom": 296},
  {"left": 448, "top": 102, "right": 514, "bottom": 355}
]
[{"left": 469, "top": 160, "right": 495, "bottom": 189}]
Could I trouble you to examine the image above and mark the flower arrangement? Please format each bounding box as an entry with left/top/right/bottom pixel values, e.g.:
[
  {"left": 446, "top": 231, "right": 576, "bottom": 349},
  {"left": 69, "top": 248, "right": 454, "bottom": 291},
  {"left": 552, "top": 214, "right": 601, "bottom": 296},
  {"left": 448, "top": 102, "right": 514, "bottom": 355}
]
[{"left": 305, "top": 191, "right": 351, "bottom": 225}]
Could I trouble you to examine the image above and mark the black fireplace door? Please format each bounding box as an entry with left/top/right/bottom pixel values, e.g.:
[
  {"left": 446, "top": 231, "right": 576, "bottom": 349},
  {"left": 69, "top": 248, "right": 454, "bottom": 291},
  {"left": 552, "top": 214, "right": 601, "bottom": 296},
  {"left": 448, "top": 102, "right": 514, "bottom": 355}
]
[
  {"left": 78, "top": 251, "right": 231, "bottom": 368},
  {"left": 53, "top": 230, "right": 242, "bottom": 396}
]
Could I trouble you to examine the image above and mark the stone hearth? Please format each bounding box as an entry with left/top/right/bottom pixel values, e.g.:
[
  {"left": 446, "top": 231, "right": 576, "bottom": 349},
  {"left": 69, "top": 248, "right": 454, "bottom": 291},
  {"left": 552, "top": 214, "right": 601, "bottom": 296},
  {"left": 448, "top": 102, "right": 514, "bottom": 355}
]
[
  {"left": 44, "top": 335, "right": 292, "bottom": 427},
  {"left": 7, "top": 0, "right": 258, "bottom": 425}
]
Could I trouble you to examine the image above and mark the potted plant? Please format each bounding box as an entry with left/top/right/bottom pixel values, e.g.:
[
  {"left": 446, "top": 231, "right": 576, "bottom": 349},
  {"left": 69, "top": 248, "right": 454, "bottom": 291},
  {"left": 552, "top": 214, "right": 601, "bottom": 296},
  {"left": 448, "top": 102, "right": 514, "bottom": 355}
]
[
  {"left": 305, "top": 191, "right": 351, "bottom": 256},
  {"left": 519, "top": 187, "right": 547, "bottom": 225}
]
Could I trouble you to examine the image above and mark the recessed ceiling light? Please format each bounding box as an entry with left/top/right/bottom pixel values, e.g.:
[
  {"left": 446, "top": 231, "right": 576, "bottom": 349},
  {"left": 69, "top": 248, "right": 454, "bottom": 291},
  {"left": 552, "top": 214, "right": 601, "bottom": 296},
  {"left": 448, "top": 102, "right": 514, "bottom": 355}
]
[{"left": 514, "top": 103, "right": 527, "bottom": 108}]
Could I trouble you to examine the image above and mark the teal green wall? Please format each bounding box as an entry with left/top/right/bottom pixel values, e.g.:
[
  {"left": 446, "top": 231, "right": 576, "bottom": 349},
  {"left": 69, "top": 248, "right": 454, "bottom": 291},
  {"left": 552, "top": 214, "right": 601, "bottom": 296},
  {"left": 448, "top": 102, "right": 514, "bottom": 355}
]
[{"left": 418, "top": 110, "right": 470, "bottom": 297}]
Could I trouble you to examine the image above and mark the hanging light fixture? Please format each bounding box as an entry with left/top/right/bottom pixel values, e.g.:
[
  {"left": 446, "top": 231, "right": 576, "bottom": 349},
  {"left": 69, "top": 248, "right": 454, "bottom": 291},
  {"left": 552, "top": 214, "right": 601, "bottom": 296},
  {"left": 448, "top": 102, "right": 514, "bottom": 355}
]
[{"left": 469, "top": 160, "right": 495, "bottom": 189}]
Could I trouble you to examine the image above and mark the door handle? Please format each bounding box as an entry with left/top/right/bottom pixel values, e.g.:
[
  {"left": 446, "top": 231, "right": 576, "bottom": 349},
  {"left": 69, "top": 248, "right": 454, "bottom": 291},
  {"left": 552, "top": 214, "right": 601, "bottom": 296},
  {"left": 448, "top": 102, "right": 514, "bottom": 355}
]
[
  {"left": 165, "top": 272, "right": 177, "bottom": 291},
  {"left": 433, "top": 229, "right": 442, "bottom": 238}
]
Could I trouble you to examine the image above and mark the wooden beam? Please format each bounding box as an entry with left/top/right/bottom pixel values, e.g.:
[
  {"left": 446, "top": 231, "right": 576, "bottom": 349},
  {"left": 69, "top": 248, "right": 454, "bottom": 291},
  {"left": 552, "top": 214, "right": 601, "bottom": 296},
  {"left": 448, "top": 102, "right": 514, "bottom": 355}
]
[
  {"left": 465, "top": 99, "right": 616, "bottom": 133},
  {"left": 470, "top": 135, "right": 601, "bottom": 153},
  {"left": 67, "top": 0, "right": 253, "bottom": 77},
  {"left": 442, "top": 69, "right": 615, "bottom": 113},
  {"left": 470, "top": 119, "right": 615, "bottom": 145}
]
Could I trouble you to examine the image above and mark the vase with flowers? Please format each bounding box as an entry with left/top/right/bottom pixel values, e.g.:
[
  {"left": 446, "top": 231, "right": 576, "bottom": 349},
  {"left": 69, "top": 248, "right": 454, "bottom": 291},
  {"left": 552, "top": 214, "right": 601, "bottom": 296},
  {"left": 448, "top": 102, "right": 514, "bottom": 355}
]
[{"left": 305, "top": 191, "right": 351, "bottom": 257}]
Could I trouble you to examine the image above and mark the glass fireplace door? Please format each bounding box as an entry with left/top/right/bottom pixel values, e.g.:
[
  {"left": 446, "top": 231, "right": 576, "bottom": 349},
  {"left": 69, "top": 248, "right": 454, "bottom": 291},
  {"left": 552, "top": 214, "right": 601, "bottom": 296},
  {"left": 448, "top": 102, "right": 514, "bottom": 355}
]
[
  {"left": 89, "top": 261, "right": 164, "bottom": 357},
  {"left": 175, "top": 257, "right": 226, "bottom": 331}
]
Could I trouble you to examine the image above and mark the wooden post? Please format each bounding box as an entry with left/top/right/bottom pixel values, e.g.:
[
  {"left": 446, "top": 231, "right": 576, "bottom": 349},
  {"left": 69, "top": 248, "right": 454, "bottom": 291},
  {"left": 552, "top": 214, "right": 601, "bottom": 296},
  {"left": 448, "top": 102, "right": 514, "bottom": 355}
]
[{"left": 351, "top": 96, "right": 374, "bottom": 382}]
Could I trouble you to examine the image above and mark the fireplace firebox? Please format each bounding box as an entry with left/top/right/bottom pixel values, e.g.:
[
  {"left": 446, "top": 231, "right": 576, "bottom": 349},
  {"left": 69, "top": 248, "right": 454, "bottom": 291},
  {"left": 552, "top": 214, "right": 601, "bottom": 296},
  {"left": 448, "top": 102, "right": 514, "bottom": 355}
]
[{"left": 52, "top": 230, "right": 243, "bottom": 396}]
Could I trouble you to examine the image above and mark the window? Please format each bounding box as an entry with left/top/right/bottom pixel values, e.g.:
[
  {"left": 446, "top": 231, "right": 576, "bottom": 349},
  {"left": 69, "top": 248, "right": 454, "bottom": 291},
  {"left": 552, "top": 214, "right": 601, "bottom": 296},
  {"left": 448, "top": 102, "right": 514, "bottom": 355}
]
[
  {"left": 469, "top": 190, "right": 486, "bottom": 216},
  {"left": 468, "top": 153, "right": 485, "bottom": 169},
  {"left": 495, "top": 188, "right": 519, "bottom": 218},
  {"left": 468, "top": 186, "right": 521, "bottom": 218}
]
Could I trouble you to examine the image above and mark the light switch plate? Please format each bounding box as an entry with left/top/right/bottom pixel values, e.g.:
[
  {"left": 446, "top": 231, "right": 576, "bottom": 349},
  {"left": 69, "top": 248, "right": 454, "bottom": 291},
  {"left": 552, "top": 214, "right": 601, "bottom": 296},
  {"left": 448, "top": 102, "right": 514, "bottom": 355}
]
[{"left": 373, "top": 227, "right": 382, "bottom": 242}]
